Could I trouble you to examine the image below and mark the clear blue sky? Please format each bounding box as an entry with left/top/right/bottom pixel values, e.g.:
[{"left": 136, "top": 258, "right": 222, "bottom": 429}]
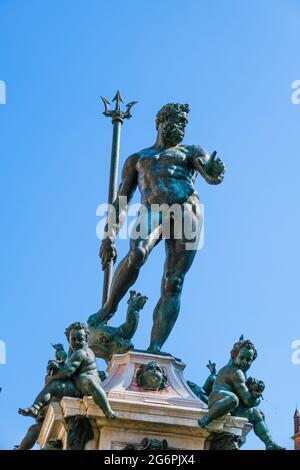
[{"left": 0, "top": 0, "right": 299, "bottom": 450}]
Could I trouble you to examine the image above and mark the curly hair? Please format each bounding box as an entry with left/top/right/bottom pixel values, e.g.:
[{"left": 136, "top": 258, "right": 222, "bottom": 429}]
[
  {"left": 64, "top": 322, "right": 89, "bottom": 340},
  {"left": 136, "top": 361, "right": 168, "bottom": 390},
  {"left": 156, "top": 103, "right": 190, "bottom": 129},
  {"left": 230, "top": 335, "right": 257, "bottom": 361}
]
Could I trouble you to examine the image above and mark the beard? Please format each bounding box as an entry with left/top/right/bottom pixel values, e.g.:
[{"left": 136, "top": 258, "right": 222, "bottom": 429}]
[{"left": 162, "top": 121, "right": 185, "bottom": 147}]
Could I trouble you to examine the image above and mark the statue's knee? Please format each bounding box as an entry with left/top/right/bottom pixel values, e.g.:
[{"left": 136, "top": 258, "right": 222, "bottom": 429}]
[
  {"left": 249, "top": 408, "right": 263, "bottom": 423},
  {"left": 164, "top": 274, "right": 184, "bottom": 294},
  {"left": 128, "top": 246, "right": 147, "bottom": 268},
  {"left": 28, "top": 423, "right": 40, "bottom": 433}
]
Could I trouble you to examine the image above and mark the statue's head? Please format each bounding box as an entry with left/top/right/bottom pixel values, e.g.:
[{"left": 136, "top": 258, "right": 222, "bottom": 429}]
[
  {"left": 246, "top": 377, "right": 265, "bottom": 399},
  {"left": 156, "top": 103, "right": 189, "bottom": 147},
  {"left": 65, "top": 322, "right": 89, "bottom": 352},
  {"left": 230, "top": 335, "right": 257, "bottom": 372},
  {"left": 136, "top": 360, "right": 168, "bottom": 391}
]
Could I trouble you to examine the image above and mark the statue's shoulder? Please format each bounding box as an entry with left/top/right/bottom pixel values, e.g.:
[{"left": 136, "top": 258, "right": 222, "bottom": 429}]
[
  {"left": 231, "top": 367, "right": 245, "bottom": 383},
  {"left": 185, "top": 144, "right": 209, "bottom": 158},
  {"left": 136, "top": 146, "right": 156, "bottom": 157},
  {"left": 125, "top": 152, "right": 140, "bottom": 162},
  {"left": 72, "top": 348, "right": 88, "bottom": 361},
  {"left": 123, "top": 152, "right": 140, "bottom": 170},
  {"left": 87, "top": 346, "right": 96, "bottom": 360},
  {"left": 216, "top": 364, "right": 228, "bottom": 378}
]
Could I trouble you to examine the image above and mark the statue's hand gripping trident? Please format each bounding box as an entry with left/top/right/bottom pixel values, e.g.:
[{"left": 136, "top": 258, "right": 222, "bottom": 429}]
[{"left": 100, "top": 238, "right": 117, "bottom": 271}]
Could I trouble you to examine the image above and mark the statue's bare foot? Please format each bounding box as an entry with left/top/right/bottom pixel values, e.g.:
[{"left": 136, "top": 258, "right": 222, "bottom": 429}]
[
  {"left": 87, "top": 313, "right": 101, "bottom": 326},
  {"left": 146, "top": 346, "right": 173, "bottom": 358},
  {"left": 198, "top": 416, "right": 211, "bottom": 428},
  {"left": 265, "top": 442, "right": 285, "bottom": 450},
  {"left": 18, "top": 407, "right": 38, "bottom": 418},
  {"left": 88, "top": 308, "right": 112, "bottom": 326},
  {"left": 147, "top": 344, "right": 162, "bottom": 354},
  {"left": 105, "top": 410, "right": 118, "bottom": 420}
]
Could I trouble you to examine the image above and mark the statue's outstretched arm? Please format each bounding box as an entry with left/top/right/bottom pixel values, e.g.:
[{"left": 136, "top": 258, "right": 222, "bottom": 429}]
[
  {"left": 118, "top": 291, "right": 148, "bottom": 340},
  {"left": 202, "top": 360, "right": 217, "bottom": 395},
  {"left": 192, "top": 145, "right": 225, "bottom": 185}
]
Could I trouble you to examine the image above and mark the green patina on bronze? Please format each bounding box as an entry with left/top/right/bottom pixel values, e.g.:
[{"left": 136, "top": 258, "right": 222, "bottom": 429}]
[
  {"left": 198, "top": 336, "right": 284, "bottom": 450},
  {"left": 89, "top": 102, "right": 225, "bottom": 354},
  {"left": 88, "top": 290, "right": 148, "bottom": 362},
  {"left": 100, "top": 91, "right": 137, "bottom": 306},
  {"left": 18, "top": 322, "right": 117, "bottom": 422},
  {"left": 187, "top": 360, "right": 217, "bottom": 404},
  {"left": 15, "top": 343, "right": 68, "bottom": 450}
]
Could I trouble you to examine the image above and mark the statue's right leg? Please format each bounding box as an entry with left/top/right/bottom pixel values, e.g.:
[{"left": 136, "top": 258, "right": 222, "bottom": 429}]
[
  {"left": 18, "top": 383, "right": 53, "bottom": 417},
  {"left": 198, "top": 392, "right": 239, "bottom": 428},
  {"left": 241, "top": 407, "right": 284, "bottom": 449},
  {"left": 94, "top": 209, "right": 162, "bottom": 322},
  {"left": 15, "top": 422, "right": 43, "bottom": 450},
  {"left": 18, "top": 380, "right": 79, "bottom": 417}
]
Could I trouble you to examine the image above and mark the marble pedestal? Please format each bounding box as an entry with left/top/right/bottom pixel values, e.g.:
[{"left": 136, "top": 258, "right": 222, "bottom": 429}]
[{"left": 38, "top": 351, "right": 250, "bottom": 450}]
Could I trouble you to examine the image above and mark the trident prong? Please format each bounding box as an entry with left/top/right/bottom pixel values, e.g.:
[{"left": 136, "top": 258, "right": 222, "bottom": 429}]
[
  {"left": 100, "top": 96, "right": 111, "bottom": 116},
  {"left": 100, "top": 90, "right": 137, "bottom": 123},
  {"left": 125, "top": 101, "right": 138, "bottom": 118},
  {"left": 112, "top": 90, "right": 124, "bottom": 112}
]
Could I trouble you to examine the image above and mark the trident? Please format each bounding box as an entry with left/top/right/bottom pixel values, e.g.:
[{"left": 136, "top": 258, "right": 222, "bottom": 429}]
[{"left": 100, "top": 91, "right": 137, "bottom": 307}]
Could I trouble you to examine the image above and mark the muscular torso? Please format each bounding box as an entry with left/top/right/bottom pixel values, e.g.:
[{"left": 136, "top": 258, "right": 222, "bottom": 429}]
[
  {"left": 212, "top": 365, "right": 244, "bottom": 394},
  {"left": 136, "top": 145, "right": 198, "bottom": 205}
]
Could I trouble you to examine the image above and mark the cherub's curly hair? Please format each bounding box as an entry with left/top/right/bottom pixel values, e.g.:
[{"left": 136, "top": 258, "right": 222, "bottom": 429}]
[
  {"left": 64, "top": 322, "right": 89, "bottom": 340},
  {"left": 230, "top": 335, "right": 258, "bottom": 361},
  {"left": 156, "top": 103, "right": 190, "bottom": 129}
]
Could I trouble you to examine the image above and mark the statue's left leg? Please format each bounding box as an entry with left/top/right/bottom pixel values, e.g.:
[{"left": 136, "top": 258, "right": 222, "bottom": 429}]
[
  {"left": 18, "top": 383, "right": 54, "bottom": 417},
  {"left": 148, "top": 197, "right": 202, "bottom": 352},
  {"left": 75, "top": 376, "right": 117, "bottom": 419}
]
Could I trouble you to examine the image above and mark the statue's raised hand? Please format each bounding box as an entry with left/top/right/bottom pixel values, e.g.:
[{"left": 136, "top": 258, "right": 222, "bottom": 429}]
[
  {"left": 127, "top": 290, "right": 148, "bottom": 311},
  {"left": 205, "top": 151, "right": 225, "bottom": 182},
  {"left": 206, "top": 360, "right": 217, "bottom": 375},
  {"left": 99, "top": 238, "right": 117, "bottom": 270}
]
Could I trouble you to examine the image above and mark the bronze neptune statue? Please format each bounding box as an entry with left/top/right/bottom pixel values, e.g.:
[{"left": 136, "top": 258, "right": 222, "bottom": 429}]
[{"left": 88, "top": 103, "right": 225, "bottom": 353}]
